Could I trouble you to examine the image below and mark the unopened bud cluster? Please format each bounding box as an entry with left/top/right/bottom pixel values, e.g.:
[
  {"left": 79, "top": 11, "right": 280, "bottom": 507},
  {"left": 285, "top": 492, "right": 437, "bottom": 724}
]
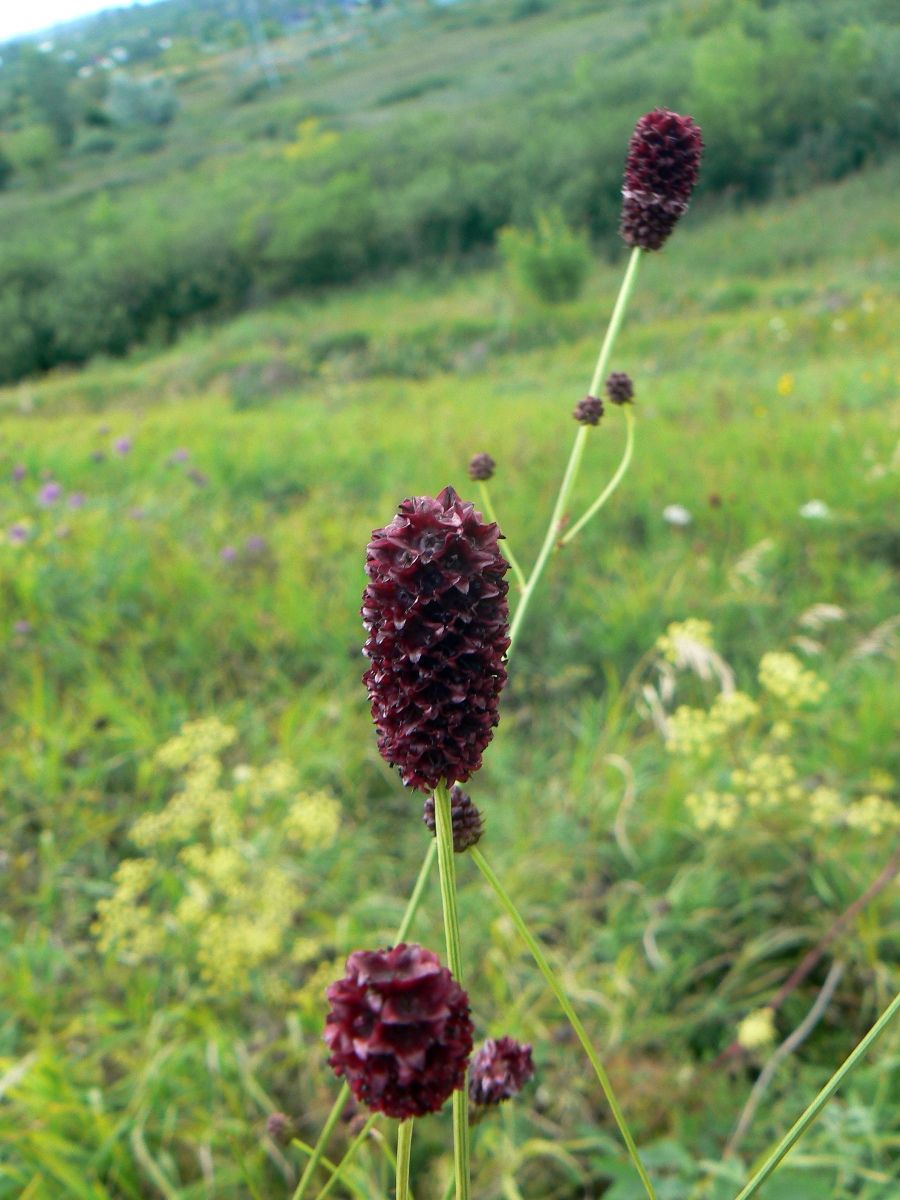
[{"left": 423, "top": 785, "right": 484, "bottom": 852}]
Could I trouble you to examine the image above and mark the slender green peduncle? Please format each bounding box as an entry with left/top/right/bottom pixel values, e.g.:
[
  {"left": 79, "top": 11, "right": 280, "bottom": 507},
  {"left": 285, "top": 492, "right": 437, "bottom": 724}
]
[
  {"left": 396, "top": 1119, "right": 414, "bottom": 1200},
  {"left": 470, "top": 847, "right": 657, "bottom": 1200},
  {"left": 479, "top": 480, "right": 527, "bottom": 591},
  {"left": 291, "top": 842, "right": 438, "bottom": 1200},
  {"left": 434, "top": 780, "right": 471, "bottom": 1200},
  {"left": 315, "top": 1114, "right": 378, "bottom": 1200},
  {"left": 561, "top": 405, "right": 636, "bottom": 546},
  {"left": 507, "top": 246, "right": 642, "bottom": 652},
  {"left": 732, "top": 991, "right": 900, "bottom": 1200}
]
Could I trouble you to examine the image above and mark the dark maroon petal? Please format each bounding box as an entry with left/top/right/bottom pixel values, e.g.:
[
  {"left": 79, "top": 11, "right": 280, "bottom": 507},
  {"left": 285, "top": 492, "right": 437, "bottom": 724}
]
[
  {"left": 362, "top": 486, "right": 510, "bottom": 791},
  {"left": 324, "top": 943, "right": 474, "bottom": 1119},
  {"left": 620, "top": 109, "right": 703, "bottom": 251}
]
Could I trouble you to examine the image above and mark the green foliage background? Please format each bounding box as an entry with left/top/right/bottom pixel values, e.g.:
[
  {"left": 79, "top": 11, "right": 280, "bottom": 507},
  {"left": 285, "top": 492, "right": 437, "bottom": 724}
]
[{"left": 0, "top": 1, "right": 898, "bottom": 1198}]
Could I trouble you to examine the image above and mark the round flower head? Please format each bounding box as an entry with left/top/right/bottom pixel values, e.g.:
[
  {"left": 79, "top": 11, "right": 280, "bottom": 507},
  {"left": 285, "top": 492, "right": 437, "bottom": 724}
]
[
  {"left": 468, "top": 1036, "right": 534, "bottom": 1107},
  {"left": 605, "top": 372, "right": 634, "bottom": 405},
  {"left": 324, "top": 943, "right": 473, "bottom": 1119},
  {"left": 423, "top": 785, "right": 484, "bottom": 852},
  {"left": 620, "top": 109, "right": 703, "bottom": 251},
  {"left": 362, "top": 486, "right": 510, "bottom": 792},
  {"left": 573, "top": 395, "right": 603, "bottom": 426},
  {"left": 468, "top": 452, "right": 495, "bottom": 482}
]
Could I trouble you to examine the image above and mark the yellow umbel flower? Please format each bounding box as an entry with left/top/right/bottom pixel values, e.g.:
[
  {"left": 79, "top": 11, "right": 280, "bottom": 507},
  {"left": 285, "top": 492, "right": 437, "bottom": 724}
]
[
  {"left": 758, "top": 651, "right": 827, "bottom": 708},
  {"left": 737, "top": 1007, "right": 776, "bottom": 1051}
]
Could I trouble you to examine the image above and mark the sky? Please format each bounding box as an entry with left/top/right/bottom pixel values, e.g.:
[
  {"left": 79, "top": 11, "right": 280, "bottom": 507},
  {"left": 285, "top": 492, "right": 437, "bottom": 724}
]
[{"left": 0, "top": 1, "right": 162, "bottom": 45}]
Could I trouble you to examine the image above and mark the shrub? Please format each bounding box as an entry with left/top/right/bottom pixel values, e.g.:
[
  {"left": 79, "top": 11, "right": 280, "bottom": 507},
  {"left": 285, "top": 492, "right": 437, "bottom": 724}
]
[{"left": 499, "top": 208, "right": 593, "bottom": 304}]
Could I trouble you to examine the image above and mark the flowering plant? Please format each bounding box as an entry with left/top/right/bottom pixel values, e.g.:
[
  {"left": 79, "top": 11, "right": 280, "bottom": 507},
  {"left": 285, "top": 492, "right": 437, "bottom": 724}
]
[{"left": 287, "top": 110, "right": 899, "bottom": 1200}]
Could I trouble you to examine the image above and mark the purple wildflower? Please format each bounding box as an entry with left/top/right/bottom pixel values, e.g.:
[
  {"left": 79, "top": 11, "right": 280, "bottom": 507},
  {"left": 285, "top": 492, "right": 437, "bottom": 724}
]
[
  {"left": 245, "top": 535, "right": 267, "bottom": 554},
  {"left": 13, "top": 620, "right": 32, "bottom": 636},
  {"left": 8, "top": 524, "right": 29, "bottom": 544},
  {"left": 68, "top": 492, "right": 86, "bottom": 510},
  {"left": 220, "top": 545, "right": 237, "bottom": 562},
  {"left": 167, "top": 448, "right": 190, "bottom": 466},
  {"left": 12, "top": 464, "right": 26, "bottom": 483},
  {"left": 38, "top": 481, "right": 63, "bottom": 506},
  {"left": 114, "top": 436, "right": 132, "bottom": 456}
]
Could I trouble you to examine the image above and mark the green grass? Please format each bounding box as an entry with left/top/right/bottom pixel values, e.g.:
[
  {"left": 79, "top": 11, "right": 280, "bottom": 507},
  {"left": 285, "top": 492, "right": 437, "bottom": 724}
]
[{"left": 0, "top": 163, "right": 898, "bottom": 1199}]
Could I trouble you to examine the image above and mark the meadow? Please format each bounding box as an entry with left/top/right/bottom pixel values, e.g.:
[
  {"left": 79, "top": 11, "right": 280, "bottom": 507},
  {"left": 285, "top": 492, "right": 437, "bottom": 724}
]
[
  {"left": 1, "top": 0, "right": 899, "bottom": 1195},
  {"left": 0, "top": 145, "right": 898, "bottom": 1197}
]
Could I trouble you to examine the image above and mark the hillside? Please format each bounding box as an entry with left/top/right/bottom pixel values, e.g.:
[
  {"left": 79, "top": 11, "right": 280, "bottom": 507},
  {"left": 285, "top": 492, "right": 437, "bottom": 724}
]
[{"left": 0, "top": 0, "right": 897, "bottom": 382}]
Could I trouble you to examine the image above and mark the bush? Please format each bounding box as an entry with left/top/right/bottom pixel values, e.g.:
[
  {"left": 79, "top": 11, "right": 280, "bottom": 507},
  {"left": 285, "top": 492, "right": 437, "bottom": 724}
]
[
  {"left": 106, "top": 75, "right": 178, "bottom": 128},
  {"left": 499, "top": 209, "right": 593, "bottom": 304}
]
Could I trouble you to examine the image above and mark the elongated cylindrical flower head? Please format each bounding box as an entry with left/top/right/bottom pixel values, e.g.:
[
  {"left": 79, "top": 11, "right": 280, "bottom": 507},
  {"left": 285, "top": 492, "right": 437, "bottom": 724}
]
[
  {"left": 620, "top": 109, "right": 703, "bottom": 251},
  {"left": 324, "top": 943, "right": 473, "bottom": 1119},
  {"left": 468, "top": 452, "right": 495, "bottom": 481},
  {"left": 362, "top": 486, "right": 510, "bottom": 791},
  {"left": 423, "top": 785, "right": 484, "bottom": 852},
  {"left": 468, "top": 1036, "right": 534, "bottom": 1107}
]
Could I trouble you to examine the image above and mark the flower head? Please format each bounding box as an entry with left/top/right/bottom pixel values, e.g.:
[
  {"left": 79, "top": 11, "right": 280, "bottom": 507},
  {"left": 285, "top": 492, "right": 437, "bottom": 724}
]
[
  {"left": 468, "top": 453, "right": 495, "bottom": 482},
  {"left": 114, "top": 436, "right": 132, "bottom": 456},
  {"left": 324, "top": 943, "right": 473, "bottom": 1119},
  {"left": 422, "top": 785, "right": 484, "bottom": 852},
  {"left": 37, "top": 481, "right": 63, "bottom": 506},
  {"left": 573, "top": 395, "right": 603, "bottom": 426},
  {"left": 265, "top": 1112, "right": 294, "bottom": 1143},
  {"left": 362, "top": 486, "right": 510, "bottom": 792},
  {"left": 11, "top": 464, "right": 26, "bottom": 483},
  {"left": 605, "top": 372, "right": 634, "bottom": 405},
  {"left": 468, "top": 1036, "right": 534, "bottom": 1107},
  {"left": 620, "top": 109, "right": 703, "bottom": 251}
]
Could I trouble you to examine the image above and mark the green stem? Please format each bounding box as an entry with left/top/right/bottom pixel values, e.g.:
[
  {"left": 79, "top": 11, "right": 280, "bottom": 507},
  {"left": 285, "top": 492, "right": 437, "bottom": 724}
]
[
  {"left": 291, "top": 843, "right": 437, "bottom": 1200},
  {"left": 316, "top": 1115, "right": 378, "bottom": 1200},
  {"left": 507, "top": 246, "right": 642, "bottom": 653},
  {"left": 396, "top": 1120, "right": 414, "bottom": 1200},
  {"left": 434, "top": 780, "right": 471, "bottom": 1200},
  {"left": 560, "top": 406, "right": 636, "bottom": 546},
  {"left": 732, "top": 991, "right": 900, "bottom": 1200},
  {"left": 397, "top": 839, "right": 438, "bottom": 941},
  {"left": 470, "top": 847, "right": 656, "bottom": 1200},
  {"left": 479, "top": 481, "right": 527, "bottom": 591},
  {"left": 289, "top": 1141, "right": 368, "bottom": 1200}
]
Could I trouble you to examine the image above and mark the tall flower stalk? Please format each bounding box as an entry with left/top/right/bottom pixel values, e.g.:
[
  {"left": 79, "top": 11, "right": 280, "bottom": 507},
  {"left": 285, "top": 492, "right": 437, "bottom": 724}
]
[{"left": 299, "top": 108, "right": 708, "bottom": 1200}]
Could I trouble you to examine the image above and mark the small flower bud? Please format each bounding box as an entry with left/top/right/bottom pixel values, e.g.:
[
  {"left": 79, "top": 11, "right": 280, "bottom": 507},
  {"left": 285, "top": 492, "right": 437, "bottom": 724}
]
[
  {"left": 467, "top": 452, "right": 495, "bottom": 481},
  {"left": 362, "top": 486, "right": 510, "bottom": 792},
  {"left": 266, "top": 1112, "right": 294, "bottom": 1143},
  {"left": 324, "top": 943, "right": 473, "bottom": 1119},
  {"left": 573, "top": 395, "right": 603, "bottom": 426},
  {"left": 620, "top": 109, "right": 703, "bottom": 251},
  {"left": 605, "top": 372, "right": 634, "bottom": 405},
  {"left": 468, "top": 1036, "right": 534, "bottom": 1107},
  {"left": 423, "top": 785, "right": 484, "bottom": 852}
]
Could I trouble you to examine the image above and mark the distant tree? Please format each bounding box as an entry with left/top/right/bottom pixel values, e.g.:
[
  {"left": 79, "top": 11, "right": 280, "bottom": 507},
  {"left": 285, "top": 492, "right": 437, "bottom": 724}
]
[
  {"left": 5, "top": 124, "right": 60, "bottom": 183},
  {"left": 105, "top": 76, "right": 178, "bottom": 128},
  {"left": 18, "top": 47, "right": 76, "bottom": 148}
]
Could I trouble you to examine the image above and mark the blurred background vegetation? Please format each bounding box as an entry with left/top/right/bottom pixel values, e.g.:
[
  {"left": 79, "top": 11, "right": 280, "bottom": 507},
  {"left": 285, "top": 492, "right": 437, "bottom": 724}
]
[
  {"left": 0, "top": 0, "right": 897, "bottom": 382},
  {"left": 0, "top": 1, "right": 897, "bottom": 1198}
]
